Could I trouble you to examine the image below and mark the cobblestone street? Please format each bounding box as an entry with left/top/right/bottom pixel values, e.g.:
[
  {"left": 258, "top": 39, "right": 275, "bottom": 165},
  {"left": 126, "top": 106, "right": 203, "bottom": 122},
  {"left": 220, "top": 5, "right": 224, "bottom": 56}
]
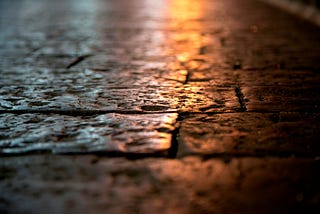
[{"left": 1, "top": 0, "right": 320, "bottom": 213}]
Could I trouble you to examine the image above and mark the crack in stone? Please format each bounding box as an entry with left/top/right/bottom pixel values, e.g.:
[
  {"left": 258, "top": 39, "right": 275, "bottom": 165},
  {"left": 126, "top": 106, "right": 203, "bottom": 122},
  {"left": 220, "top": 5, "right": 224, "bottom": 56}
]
[
  {"left": 168, "top": 114, "right": 184, "bottom": 158},
  {"left": 183, "top": 70, "right": 191, "bottom": 85},
  {"left": 235, "top": 86, "right": 247, "bottom": 112},
  {"left": 66, "top": 54, "right": 91, "bottom": 69}
]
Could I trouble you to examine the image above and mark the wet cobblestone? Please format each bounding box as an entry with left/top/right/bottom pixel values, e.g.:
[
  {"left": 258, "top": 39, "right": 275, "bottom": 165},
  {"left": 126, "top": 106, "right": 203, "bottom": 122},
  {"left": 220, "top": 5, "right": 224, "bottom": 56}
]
[
  {"left": 243, "top": 86, "right": 320, "bottom": 112},
  {"left": 1, "top": 0, "right": 320, "bottom": 213},
  {"left": 0, "top": 84, "right": 239, "bottom": 113},
  {"left": 178, "top": 112, "right": 320, "bottom": 157},
  {"left": 0, "top": 155, "right": 319, "bottom": 214},
  {"left": 0, "top": 113, "right": 177, "bottom": 155}
]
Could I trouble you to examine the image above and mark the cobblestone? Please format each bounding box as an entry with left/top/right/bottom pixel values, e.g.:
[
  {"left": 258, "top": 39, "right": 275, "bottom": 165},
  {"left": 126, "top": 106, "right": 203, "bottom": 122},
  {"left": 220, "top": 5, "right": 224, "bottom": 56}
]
[
  {"left": 243, "top": 86, "right": 320, "bottom": 112},
  {"left": 0, "top": 113, "right": 177, "bottom": 155},
  {"left": 1, "top": 0, "right": 320, "bottom": 213},
  {"left": 0, "top": 84, "right": 239, "bottom": 113},
  {"left": 0, "top": 155, "right": 319, "bottom": 214},
  {"left": 178, "top": 112, "right": 320, "bottom": 157}
]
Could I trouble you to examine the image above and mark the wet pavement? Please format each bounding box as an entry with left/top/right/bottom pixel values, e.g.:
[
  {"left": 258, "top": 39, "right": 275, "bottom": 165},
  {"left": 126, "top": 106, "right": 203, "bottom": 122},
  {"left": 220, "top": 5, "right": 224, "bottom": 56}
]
[{"left": 1, "top": 0, "right": 320, "bottom": 213}]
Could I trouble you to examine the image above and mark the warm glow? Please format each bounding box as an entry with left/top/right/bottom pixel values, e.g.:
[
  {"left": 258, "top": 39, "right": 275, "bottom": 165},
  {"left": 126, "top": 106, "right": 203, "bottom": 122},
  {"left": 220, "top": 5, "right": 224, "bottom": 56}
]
[
  {"left": 168, "top": 0, "right": 203, "bottom": 20},
  {"left": 166, "top": 0, "right": 207, "bottom": 63}
]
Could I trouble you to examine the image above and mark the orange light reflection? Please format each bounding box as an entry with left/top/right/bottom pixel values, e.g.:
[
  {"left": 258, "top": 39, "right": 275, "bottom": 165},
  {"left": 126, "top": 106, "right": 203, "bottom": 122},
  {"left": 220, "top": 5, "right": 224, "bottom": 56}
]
[
  {"left": 166, "top": 0, "right": 207, "bottom": 63},
  {"left": 161, "top": 0, "right": 213, "bottom": 111}
]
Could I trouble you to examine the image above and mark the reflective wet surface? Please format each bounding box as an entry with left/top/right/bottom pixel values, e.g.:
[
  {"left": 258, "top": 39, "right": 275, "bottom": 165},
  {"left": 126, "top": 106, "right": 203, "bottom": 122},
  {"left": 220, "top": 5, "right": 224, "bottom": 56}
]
[
  {"left": 0, "top": 113, "right": 177, "bottom": 154},
  {"left": 2, "top": 0, "right": 320, "bottom": 154},
  {"left": 1, "top": 0, "right": 320, "bottom": 213},
  {"left": 1, "top": 155, "right": 320, "bottom": 214}
]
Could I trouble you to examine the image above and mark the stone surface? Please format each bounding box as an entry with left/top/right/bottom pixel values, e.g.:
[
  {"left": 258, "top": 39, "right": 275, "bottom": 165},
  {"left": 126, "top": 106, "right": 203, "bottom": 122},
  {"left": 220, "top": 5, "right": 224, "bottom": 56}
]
[
  {"left": 0, "top": 58, "right": 186, "bottom": 86},
  {"left": 243, "top": 86, "right": 320, "bottom": 112},
  {"left": 0, "top": 84, "right": 239, "bottom": 113},
  {"left": 0, "top": 155, "right": 319, "bottom": 214},
  {"left": 0, "top": 113, "right": 177, "bottom": 155},
  {"left": 1, "top": 0, "right": 320, "bottom": 213},
  {"left": 237, "top": 70, "right": 320, "bottom": 86},
  {"left": 178, "top": 112, "right": 320, "bottom": 157}
]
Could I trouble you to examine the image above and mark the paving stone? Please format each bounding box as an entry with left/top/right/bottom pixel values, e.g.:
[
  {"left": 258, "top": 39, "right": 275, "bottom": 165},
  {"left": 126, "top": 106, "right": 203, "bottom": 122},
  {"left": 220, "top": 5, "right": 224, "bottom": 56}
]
[
  {"left": 237, "top": 70, "right": 320, "bottom": 86},
  {"left": 0, "top": 67, "right": 184, "bottom": 86},
  {"left": 0, "top": 54, "right": 237, "bottom": 95},
  {"left": 0, "top": 155, "right": 319, "bottom": 214},
  {"left": 35, "top": 41, "right": 91, "bottom": 56},
  {"left": 190, "top": 67, "right": 238, "bottom": 86},
  {"left": 1, "top": 0, "right": 320, "bottom": 213},
  {"left": 0, "top": 84, "right": 239, "bottom": 113},
  {"left": 191, "top": 68, "right": 320, "bottom": 87},
  {"left": 0, "top": 113, "right": 177, "bottom": 155},
  {"left": 0, "top": 55, "right": 76, "bottom": 70},
  {"left": 220, "top": 42, "right": 320, "bottom": 71},
  {"left": 72, "top": 54, "right": 171, "bottom": 70},
  {"left": 178, "top": 112, "right": 320, "bottom": 157},
  {"left": 242, "top": 86, "right": 320, "bottom": 112},
  {"left": 179, "top": 83, "right": 240, "bottom": 113},
  {"left": 206, "top": 1, "right": 320, "bottom": 70}
]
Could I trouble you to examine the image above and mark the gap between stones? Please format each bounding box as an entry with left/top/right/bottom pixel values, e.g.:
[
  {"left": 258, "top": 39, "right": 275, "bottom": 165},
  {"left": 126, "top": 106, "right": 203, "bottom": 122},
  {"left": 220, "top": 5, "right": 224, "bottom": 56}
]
[
  {"left": 66, "top": 54, "right": 91, "bottom": 69},
  {"left": 235, "top": 86, "right": 247, "bottom": 112}
]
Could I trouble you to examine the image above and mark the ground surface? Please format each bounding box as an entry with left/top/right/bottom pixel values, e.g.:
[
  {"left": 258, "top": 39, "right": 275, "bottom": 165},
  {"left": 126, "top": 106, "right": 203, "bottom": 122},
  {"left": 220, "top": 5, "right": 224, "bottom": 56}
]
[{"left": 1, "top": 0, "right": 320, "bottom": 213}]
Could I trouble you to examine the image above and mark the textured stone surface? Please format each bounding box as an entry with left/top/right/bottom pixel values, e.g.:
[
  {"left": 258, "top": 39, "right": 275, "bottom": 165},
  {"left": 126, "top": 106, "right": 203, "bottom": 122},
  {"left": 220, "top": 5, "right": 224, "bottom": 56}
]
[
  {"left": 1, "top": 0, "right": 320, "bottom": 213},
  {"left": 0, "top": 113, "right": 177, "bottom": 155},
  {"left": 237, "top": 70, "right": 320, "bottom": 86},
  {"left": 243, "top": 86, "right": 320, "bottom": 112},
  {"left": 0, "top": 155, "right": 319, "bottom": 214},
  {"left": 0, "top": 84, "right": 239, "bottom": 113},
  {"left": 178, "top": 112, "right": 320, "bottom": 157},
  {"left": 0, "top": 59, "right": 187, "bottom": 86}
]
